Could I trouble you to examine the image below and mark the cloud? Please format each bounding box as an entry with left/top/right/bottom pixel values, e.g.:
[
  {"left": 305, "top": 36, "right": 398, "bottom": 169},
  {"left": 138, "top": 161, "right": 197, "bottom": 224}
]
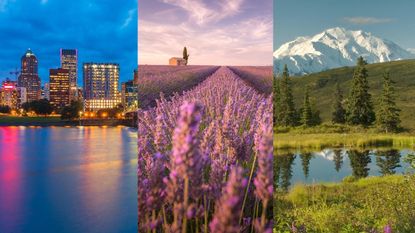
[
  {"left": 138, "top": 16, "right": 272, "bottom": 65},
  {"left": 161, "top": 0, "right": 244, "bottom": 25},
  {"left": 121, "top": 8, "right": 136, "bottom": 29},
  {"left": 41, "top": 0, "right": 48, "bottom": 4},
  {"left": 343, "top": 17, "right": 393, "bottom": 25},
  {"left": 408, "top": 48, "right": 415, "bottom": 54}
]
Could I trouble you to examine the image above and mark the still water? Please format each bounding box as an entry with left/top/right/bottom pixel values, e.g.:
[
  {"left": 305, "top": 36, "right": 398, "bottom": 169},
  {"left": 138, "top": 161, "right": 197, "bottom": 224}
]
[
  {"left": 0, "top": 126, "right": 137, "bottom": 233},
  {"left": 275, "top": 148, "right": 414, "bottom": 190}
]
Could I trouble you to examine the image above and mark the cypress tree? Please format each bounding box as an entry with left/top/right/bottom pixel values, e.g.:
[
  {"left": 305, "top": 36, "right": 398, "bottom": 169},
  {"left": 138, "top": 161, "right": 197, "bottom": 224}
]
[
  {"left": 301, "top": 86, "right": 313, "bottom": 126},
  {"left": 183, "top": 46, "right": 190, "bottom": 65},
  {"left": 346, "top": 57, "right": 375, "bottom": 126},
  {"left": 376, "top": 72, "right": 401, "bottom": 133},
  {"left": 279, "top": 64, "right": 297, "bottom": 126},
  {"left": 331, "top": 82, "right": 346, "bottom": 124}
]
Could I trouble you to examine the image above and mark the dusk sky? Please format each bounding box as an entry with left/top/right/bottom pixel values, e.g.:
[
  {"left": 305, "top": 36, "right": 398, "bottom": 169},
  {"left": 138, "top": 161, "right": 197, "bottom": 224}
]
[
  {"left": 0, "top": 0, "right": 137, "bottom": 86},
  {"left": 138, "top": 0, "right": 273, "bottom": 66},
  {"left": 274, "top": 0, "right": 415, "bottom": 51}
]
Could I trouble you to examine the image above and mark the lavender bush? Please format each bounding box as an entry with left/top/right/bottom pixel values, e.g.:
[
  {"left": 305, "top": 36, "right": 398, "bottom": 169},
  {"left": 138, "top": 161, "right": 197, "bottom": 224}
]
[{"left": 138, "top": 67, "right": 273, "bottom": 232}]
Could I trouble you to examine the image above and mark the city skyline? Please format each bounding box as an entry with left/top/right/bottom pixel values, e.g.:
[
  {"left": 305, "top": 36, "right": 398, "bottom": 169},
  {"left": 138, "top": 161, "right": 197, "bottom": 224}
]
[{"left": 0, "top": 0, "right": 137, "bottom": 85}]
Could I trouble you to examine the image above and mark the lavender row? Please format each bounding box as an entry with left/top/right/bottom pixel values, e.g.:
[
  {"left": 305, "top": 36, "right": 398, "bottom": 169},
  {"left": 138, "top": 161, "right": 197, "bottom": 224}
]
[
  {"left": 137, "top": 65, "right": 219, "bottom": 109},
  {"left": 228, "top": 66, "right": 273, "bottom": 94},
  {"left": 138, "top": 67, "right": 273, "bottom": 232}
]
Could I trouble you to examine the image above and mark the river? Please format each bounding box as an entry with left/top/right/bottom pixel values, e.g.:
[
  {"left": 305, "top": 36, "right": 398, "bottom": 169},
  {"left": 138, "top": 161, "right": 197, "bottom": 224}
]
[{"left": 0, "top": 126, "right": 137, "bottom": 233}]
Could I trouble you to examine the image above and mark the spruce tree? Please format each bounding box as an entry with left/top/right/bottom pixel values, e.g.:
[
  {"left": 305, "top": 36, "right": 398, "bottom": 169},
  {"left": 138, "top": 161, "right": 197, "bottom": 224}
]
[
  {"left": 273, "top": 76, "right": 282, "bottom": 125},
  {"left": 279, "top": 64, "right": 297, "bottom": 126},
  {"left": 376, "top": 72, "right": 401, "bottom": 133},
  {"left": 301, "top": 86, "right": 313, "bottom": 126},
  {"left": 332, "top": 82, "right": 346, "bottom": 124},
  {"left": 346, "top": 57, "right": 375, "bottom": 126}
]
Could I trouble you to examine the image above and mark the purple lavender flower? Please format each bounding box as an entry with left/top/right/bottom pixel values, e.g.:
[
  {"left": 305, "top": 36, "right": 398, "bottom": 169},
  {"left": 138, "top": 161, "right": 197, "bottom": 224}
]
[
  {"left": 384, "top": 224, "right": 392, "bottom": 233},
  {"left": 210, "top": 166, "right": 247, "bottom": 233}
]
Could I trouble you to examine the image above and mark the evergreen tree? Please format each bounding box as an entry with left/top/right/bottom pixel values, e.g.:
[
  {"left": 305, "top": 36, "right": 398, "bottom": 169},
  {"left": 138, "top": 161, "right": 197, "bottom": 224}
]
[
  {"left": 182, "top": 46, "right": 190, "bottom": 65},
  {"left": 376, "top": 72, "right": 401, "bottom": 133},
  {"left": 346, "top": 57, "right": 375, "bottom": 126},
  {"left": 375, "top": 149, "right": 401, "bottom": 175},
  {"left": 273, "top": 76, "right": 282, "bottom": 125},
  {"left": 279, "top": 64, "right": 298, "bottom": 126},
  {"left": 301, "top": 86, "right": 313, "bottom": 126},
  {"left": 333, "top": 149, "right": 343, "bottom": 172},
  {"left": 332, "top": 82, "right": 346, "bottom": 124},
  {"left": 348, "top": 150, "right": 371, "bottom": 178},
  {"left": 300, "top": 152, "right": 313, "bottom": 179}
]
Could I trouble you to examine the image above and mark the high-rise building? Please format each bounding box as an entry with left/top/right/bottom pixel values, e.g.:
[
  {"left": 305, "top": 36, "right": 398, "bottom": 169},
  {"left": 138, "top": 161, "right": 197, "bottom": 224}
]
[
  {"left": 133, "top": 68, "right": 138, "bottom": 85},
  {"left": 43, "top": 83, "right": 50, "bottom": 100},
  {"left": 49, "top": 68, "right": 70, "bottom": 110},
  {"left": 0, "top": 79, "right": 26, "bottom": 109},
  {"left": 83, "top": 63, "right": 121, "bottom": 111},
  {"left": 60, "top": 49, "right": 78, "bottom": 101},
  {"left": 18, "top": 49, "right": 41, "bottom": 102},
  {"left": 121, "top": 80, "right": 138, "bottom": 110}
]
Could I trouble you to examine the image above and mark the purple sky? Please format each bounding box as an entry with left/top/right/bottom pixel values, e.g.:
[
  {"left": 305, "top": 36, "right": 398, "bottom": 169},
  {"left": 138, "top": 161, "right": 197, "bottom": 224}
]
[{"left": 138, "top": 0, "right": 272, "bottom": 66}]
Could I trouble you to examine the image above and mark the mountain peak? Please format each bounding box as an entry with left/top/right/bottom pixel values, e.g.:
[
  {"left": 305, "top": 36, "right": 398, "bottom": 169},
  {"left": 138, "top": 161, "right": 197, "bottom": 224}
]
[{"left": 274, "top": 28, "right": 414, "bottom": 75}]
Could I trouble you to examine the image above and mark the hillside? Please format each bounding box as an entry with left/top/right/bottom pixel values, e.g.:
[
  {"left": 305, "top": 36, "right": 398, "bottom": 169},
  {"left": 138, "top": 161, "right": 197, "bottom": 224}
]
[{"left": 288, "top": 59, "right": 415, "bottom": 130}]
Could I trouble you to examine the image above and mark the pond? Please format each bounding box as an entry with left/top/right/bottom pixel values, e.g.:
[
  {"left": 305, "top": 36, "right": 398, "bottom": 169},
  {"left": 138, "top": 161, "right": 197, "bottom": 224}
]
[{"left": 275, "top": 148, "right": 414, "bottom": 190}]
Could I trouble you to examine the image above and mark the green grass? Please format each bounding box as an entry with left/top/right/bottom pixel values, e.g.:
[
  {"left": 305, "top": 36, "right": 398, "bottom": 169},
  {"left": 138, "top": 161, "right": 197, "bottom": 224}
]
[
  {"left": 274, "top": 175, "right": 415, "bottom": 232},
  {"left": 289, "top": 59, "right": 415, "bottom": 131},
  {"left": 274, "top": 124, "right": 415, "bottom": 150},
  {"left": 0, "top": 116, "right": 62, "bottom": 124}
]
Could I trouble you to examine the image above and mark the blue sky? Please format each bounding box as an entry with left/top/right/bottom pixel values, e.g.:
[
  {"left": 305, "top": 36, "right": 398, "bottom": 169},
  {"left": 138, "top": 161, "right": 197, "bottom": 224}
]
[
  {"left": 0, "top": 0, "right": 137, "bottom": 87},
  {"left": 138, "top": 0, "right": 272, "bottom": 65},
  {"left": 274, "top": 0, "right": 415, "bottom": 51}
]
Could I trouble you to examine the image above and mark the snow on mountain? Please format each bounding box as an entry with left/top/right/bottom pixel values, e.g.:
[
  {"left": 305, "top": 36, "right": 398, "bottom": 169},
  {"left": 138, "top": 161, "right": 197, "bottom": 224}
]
[{"left": 274, "top": 27, "right": 415, "bottom": 75}]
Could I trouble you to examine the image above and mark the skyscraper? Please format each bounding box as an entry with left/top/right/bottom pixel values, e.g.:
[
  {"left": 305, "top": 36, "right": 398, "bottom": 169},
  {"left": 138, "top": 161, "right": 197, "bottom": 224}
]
[
  {"left": 60, "top": 49, "right": 78, "bottom": 100},
  {"left": 83, "top": 63, "right": 121, "bottom": 111},
  {"left": 18, "top": 49, "right": 41, "bottom": 102},
  {"left": 49, "top": 68, "right": 70, "bottom": 110}
]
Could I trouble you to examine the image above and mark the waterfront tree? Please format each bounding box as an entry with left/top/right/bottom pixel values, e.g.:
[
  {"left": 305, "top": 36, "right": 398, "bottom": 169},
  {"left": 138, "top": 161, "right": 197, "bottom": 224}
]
[{"left": 376, "top": 72, "right": 401, "bottom": 133}]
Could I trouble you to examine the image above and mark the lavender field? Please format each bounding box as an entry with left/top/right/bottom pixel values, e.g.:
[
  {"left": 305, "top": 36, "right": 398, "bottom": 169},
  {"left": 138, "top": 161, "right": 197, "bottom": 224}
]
[
  {"left": 229, "top": 66, "right": 273, "bottom": 94},
  {"left": 137, "top": 67, "right": 273, "bottom": 232},
  {"left": 137, "top": 65, "right": 219, "bottom": 109}
]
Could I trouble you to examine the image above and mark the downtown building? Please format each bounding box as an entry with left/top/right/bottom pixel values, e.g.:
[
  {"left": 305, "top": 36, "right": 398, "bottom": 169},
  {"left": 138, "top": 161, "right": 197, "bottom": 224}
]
[
  {"left": 17, "top": 49, "right": 41, "bottom": 102},
  {"left": 60, "top": 49, "right": 78, "bottom": 101},
  {"left": 49, "top": 68, "right": 70, "bottom": 110},
  {"left": 83, "top": 63, "right": 121, "bottom": 111},
  {"left": 0, "top": 79, "right": 27, "bottom": 109}
]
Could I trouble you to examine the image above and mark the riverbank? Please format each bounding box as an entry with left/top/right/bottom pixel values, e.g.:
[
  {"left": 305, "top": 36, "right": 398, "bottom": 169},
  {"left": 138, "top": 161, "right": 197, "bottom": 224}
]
[
  {"left": 274, "top": 174, "right": 415, "bottom": 232},
  {"left": 0, "top": 116, "right": 136, "bottom": 127}
]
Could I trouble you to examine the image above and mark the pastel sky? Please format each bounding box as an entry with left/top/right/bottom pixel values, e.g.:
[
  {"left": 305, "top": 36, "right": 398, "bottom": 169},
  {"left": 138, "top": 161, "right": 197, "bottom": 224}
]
[
  {"left": 0, "top": 0, "right": 137, "bottom": 86},
  {"left": 274, "top": 0, "right": 415, "bottom": 51},
  {"left": 138, "top": 0, "right": 273, "bottom": 66}
]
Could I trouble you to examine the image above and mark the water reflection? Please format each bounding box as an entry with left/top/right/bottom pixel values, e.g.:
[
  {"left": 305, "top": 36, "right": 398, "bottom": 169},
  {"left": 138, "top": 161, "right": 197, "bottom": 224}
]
[
  {"left": 0, "top": 126, "right": 137, "bottom": 233},
  {"left": 275, "top": 148, "right": 413, "bottom": 191}
]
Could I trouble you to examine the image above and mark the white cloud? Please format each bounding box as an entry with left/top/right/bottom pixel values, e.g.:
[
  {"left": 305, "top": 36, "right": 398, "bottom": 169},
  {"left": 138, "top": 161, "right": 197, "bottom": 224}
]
[
  {"left": 121, "top": 8, "right": 136, "bottom": 29},
  {"left": 138, "top": 16, "right": 272, "bottom": 65},
  {"left": 408, "top": 48, "right": 415, "bottom": 54},
  {"left": 343, "top": 17, "right": 393, "bottom": 25},
  {"left": 161, "top": 0, "right": 244, "bottom": 25}
]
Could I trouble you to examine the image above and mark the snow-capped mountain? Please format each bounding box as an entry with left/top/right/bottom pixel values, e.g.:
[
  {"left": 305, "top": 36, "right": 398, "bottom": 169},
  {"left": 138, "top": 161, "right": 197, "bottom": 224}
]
[{"left": 274, "top": 27, "right": 415, "bottom": 75}]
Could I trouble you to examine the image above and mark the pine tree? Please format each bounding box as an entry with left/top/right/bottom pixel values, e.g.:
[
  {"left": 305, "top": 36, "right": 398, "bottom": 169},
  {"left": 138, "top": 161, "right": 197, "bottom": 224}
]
[
  {"left": 279, "top": 64, "right": 297, "bottom": 126},
  {"left": 301, "top": 86, "right": 313, "bottom": 126},
  {"left": 183, "top": 46, "right": 190, "bottom": 65},
  {"left": 376, "top": 72, "right": 401, "bottom": 133},
  {"left": 273, "top": 76, "right": 282, "bottom": 125},
  {"left": 346, "top": 57, "right": 375, "bottom": 126},
  {"left": 331, "top": 82, "right": 346, "bottom": 124},
  {"left": 375, "top": 149, "right": 401, "bottom": 175}
]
